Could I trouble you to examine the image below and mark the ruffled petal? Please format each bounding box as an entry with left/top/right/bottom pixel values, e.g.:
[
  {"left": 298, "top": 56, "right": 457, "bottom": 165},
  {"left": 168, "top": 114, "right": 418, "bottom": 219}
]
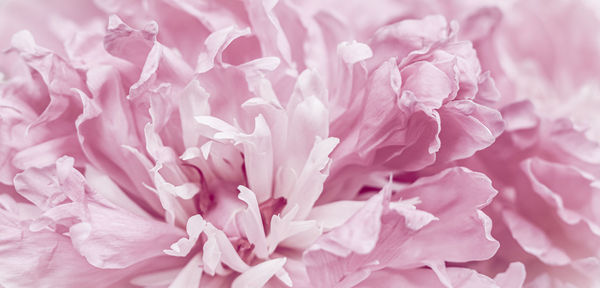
[
  {"left": 14, "top": 157, "right": 185, "bottom": 269},
  {"left": 305, "top": 168, "right": 498, "bottom": 287}
]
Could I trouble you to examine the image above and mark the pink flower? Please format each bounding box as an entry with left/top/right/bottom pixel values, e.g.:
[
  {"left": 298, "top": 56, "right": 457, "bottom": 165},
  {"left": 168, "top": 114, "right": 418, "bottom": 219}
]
[{"left": 0, "top": 0, "right": 599, "bottom": 287}]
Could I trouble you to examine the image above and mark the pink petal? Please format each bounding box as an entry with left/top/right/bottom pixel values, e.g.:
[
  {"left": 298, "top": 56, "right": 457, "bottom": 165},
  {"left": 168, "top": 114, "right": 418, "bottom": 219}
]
[
  {"left": 502, "top": 209, "right": 571, "bottom": 266},
  {"left": 493, "top": 262, "right": 526, "bottom": 288},
  {"left": 164, "top": 214, "right": 206, "bottom": 257},
  {"left": 437, "top": 100, "right": 504, "bottom": 162},
  {"left": 237, "top": 185, "right": 269, "bottom": 258},
  {"left": 168, "top": 254, "right": 203, "bottom": 288},
  {"left": 232, "top": 257, "right": 290, "bottom": 288}
]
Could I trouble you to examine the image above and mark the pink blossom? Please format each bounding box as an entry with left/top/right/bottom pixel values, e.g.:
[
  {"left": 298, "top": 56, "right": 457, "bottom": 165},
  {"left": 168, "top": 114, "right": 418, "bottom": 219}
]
[{"left": 1, "top": 0, "right": 599, "bottom": 287}]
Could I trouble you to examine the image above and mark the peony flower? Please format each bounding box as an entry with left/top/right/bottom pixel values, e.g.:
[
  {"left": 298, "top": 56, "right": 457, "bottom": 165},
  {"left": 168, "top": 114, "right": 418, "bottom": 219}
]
[{"left": 1, "top": 0, "right": 599, "bottom": 287}]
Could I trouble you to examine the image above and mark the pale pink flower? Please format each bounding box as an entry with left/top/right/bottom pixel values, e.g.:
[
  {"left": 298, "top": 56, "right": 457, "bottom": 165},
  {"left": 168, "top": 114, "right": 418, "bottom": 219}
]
[{"left": 1, "top": 0, "right": 600, "bottom": 287}]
